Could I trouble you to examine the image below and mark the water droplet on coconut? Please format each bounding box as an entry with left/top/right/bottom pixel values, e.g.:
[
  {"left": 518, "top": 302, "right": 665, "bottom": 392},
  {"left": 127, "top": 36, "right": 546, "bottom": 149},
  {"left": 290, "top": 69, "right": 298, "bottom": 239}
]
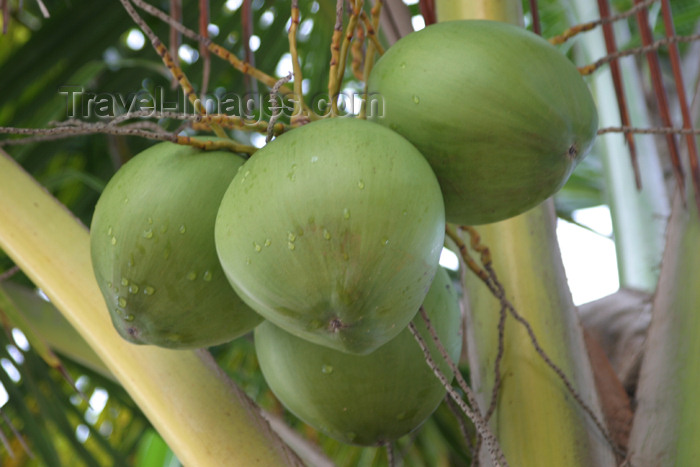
[
  {"left": 129, "top": 284, "right": 139, "bottom": 294},
  {"left": 288, "top": 242, "right": 296, "bottom": 251},
  {"left": 202, "top": 270, "right": 213, "bottom": 282},
  {"left": 323, "top": 229, "right": 331, "bottom": 240},
  {"left": 245, "top": 257, "right": 252, "bottom": 265},
  {"left": 412, "top": 95, "right": 420, "bottom": 104},
  {"left": 107, "top": 226, "right": 113, "bottom": 236},
  {"left": 107, "top": 281, "right": 113, "bottom": 289},
  {"left": 288, "top": 232, "right": 296, "bottom": 242},
  {"left": 118, "top": 297, "right": 127, "bottom": 308},
  {"left": 187, "top": 271, "right": 197, "bottom": 281},
  {"left": 147, "top": 217, "right": 153, "bottom": 225},
  {"left": 400, "top": 62, "right": 406, "bottom": 69},
  {"left": 124, "top": 314, "right": 135, "bottom": 322},
  {"left": 121, "top": 277, "right": 129, "bottom": 286},
  {"left": 128, "top": 253, "right": 135, "bottom": 267},
  {"left": 179, "top": 225, "right": 187, "bottom": 234},
  {"left": 321, "top": 364, "right": 334, "bottom": 375},
  {"left": 343, "top": 208, "right": 350, "bottom": 219},
  {"left": 144, "top": 286, "right": 155, "bottom": 296},
  {"left": 381, "top": 237, "right": 390, "bottom": 246},
  {"left": 357, "top": 180, "right": 365, "bottom": 190},
  {"left": 110, "top": 236, "right": 117, "bottom": 245},
  {"left": 143, "top": 229, "right": 153, "bottom": 239},
  {"left": 123, "top": 197, "right": 129, "bottom": 204},
  {"left": 264, "top": 238, "right": 271, "bottom": 247},
  {"left": 253, "top": 242, "right": 262, "bottom": 252},
  {"left": 310, "top": 156, "right": 318, "bottom": 163}
]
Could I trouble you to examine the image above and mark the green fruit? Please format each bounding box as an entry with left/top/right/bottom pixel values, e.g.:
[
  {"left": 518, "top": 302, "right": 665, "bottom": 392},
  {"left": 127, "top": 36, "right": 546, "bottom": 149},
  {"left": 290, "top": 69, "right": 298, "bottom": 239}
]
[
  {"left": 368, "top": 20, "right": 598, "bottom": 225},
  {"left": 254, "top": 267, "right": 462, "bottom": 446},
  {"left": 215, "top": 118, "right": 445, "bottom": 355},
  {"left": 90, "top": 141, "right": 262, "bottom": 348}
]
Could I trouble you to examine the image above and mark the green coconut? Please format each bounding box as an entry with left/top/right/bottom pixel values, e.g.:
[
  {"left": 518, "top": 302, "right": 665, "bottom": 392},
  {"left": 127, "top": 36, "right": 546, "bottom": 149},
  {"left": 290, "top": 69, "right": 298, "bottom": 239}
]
[
  {"left": 215, "top": 117, "right": 445, "bottom": 355},
  {"left": 90, "top": 141, "right": 262, "bottom": 348},
  {"left": 254, "top": 267, "right": 462, "bottom": 446},
  {"left": 368, "top": 19, "right": 598, "bottom": 225}
]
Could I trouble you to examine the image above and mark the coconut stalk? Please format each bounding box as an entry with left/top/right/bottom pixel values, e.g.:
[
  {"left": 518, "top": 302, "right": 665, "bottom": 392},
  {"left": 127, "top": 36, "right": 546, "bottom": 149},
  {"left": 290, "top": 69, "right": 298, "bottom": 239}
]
[
  {"left": 0, "top": 149, "right": 302, "bottom": 467},
  {"left": 435, "top": 1, "right": 615, "bottom": 464},
  {"left": 627, "top": 181, "right": 700, "bottom": 464}
]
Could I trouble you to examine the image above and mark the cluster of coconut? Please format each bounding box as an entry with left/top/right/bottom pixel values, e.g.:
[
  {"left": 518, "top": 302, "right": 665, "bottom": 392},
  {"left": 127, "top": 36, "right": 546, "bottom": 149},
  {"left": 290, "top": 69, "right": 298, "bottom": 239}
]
[{"left": 90, "top": 20, "right": 597, "bottom": 446}]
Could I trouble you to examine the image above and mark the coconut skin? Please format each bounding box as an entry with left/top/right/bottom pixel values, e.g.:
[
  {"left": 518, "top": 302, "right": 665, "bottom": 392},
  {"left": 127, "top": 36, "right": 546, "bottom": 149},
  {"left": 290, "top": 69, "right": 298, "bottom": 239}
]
[
  {"left": 215, "top": 118, "right": 445, "bottom": 355},
  {"left": 368, "top": 20, "right": 598, "bottom": 225},
  {"left": 90, "top": 142, "right": 262, "bottom": 349},
  {"left": 254, "top": 268, "right": 462, "bottom": 446}
]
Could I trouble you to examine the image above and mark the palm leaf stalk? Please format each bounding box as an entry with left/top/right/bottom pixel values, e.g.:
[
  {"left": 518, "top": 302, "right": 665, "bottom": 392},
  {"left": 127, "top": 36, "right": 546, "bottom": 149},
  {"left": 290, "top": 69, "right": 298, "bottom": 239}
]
[
  {"left": 435, "top": 0, "right": 615, "bottom": 464},
  {"left": 0, "top": 149, "right": 302, "bottom": 467},
  {"left": 567, "top": 0, "right": 670, "bottom": 292},
  {"left": 628, "top": 178, "right": 700, "bottom": 463}
]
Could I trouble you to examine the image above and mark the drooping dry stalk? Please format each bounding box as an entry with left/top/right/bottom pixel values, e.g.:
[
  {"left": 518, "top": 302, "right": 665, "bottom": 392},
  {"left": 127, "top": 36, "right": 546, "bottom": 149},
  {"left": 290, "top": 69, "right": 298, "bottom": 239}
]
[
  {"left": 633, "top": 0, "right": 681, "bottom": 193},
  {"left": 444, "top": 394, "right": 476, "bottom": 459},
  {"left": 2, "top": 0, "right": 8, "bottom": 35},
  {"left": 359, "top": 10, "right": 384, "bottom": 55},
  {"left": 0, "top": 122, "right": 256, "bottom": 154},
  {"left": 528, "top": 0, "right": 541, "bottom": 35},
  {"left": 119, "top": 0, "right": 228, "bottom": 138},
  {"left": 578, "top": 32, "right": 700, "bottom": 75},
  {"left": 328, "top": 0, "right": 344, "bottom": 116},
  {"left": 407, "top": 320, "right": 507, "bottom": 467},
  {"left": 660, "top": 0, "right": 700, "bottom": 214},
  {"left": 416, "top": 305, "right": 483, "bottom": 420},
  {"left": 457, "top": 225, "right": 626, "bottom": 458},
  {"left": 288, "top": 0, "right": 308, "bottom": 124},
  {"left": 549, "top": 0, "right": 657, "bottom": 45},
  {"left": 384, "top": 441, "right": 396, "bottom": 467},
  {"left": 598, "top": 126, "right": 700, "bottom": 135},
  {"left": 333, "top": 0, "right": 364, "bottom": 98},
  {"left": 358, "top": 0, "right": 383, "bottom": 119},
  {"left": 129, "top": 0, "right": 309, "bottom": 115},
  {"left": 241, "top": 0, "right": 256, "bottom": 97},
  {"left": 267, "top": 73, "right": 293, "bottom": 143},
  {"left": 351, "top": 22, "right": 366, "bottom": 80},
  {"left": 199, "top": 0, "right": 211, "bottom": 98},
  {"left": 598, "top": 0, "right": 641, "bottom": 189},
  {"left": 419, "top": 0, "right": 436, "bottom": 26},
  {"left": 169, "top": 0, "right": 182, "bottom": 90}
]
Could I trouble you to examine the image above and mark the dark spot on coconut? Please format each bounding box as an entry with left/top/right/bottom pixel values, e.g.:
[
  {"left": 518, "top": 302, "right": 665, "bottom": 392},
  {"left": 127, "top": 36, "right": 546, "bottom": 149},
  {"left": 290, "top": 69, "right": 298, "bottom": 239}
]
[
  {"left": 567, "top": 144, "right": 578, "bottom": 160},
  {"left": 126, "top": 327, "right": 139, "bottom": 338},
  {"left": 328, "top": 318, "right": 348, "bottom": 333}
]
